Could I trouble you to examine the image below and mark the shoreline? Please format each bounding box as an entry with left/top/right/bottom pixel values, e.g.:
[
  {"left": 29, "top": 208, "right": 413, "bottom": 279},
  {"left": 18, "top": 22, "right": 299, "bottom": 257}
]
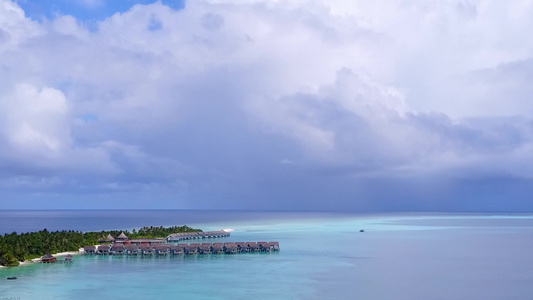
[{"left": 1, "top": 248, "right": 83, "bottom": 269}]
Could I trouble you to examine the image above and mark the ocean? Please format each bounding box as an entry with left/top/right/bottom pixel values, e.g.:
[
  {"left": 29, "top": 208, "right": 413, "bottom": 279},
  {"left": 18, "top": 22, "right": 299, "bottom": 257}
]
[{"left": 1, "top": 210, "right": 533, "bottom": 300}]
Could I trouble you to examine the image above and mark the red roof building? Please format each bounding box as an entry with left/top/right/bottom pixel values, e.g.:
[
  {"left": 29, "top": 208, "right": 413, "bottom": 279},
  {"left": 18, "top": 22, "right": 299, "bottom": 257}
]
[{"left": 41, "top": 254, "right": 57, "bottom": 263}]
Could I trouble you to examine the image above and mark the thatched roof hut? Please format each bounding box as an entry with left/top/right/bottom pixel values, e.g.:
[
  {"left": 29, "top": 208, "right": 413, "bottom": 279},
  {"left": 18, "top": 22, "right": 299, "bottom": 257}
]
[
  {"left": 41, "top": 253, "right": 57, "bottom": 263},
  {"left": 99, "top": 234, "right": 115, "bottom": 243},
  {"left": 84, "top": 246, "right": 96, "bottom": 253},
  {"left": 98, "top": 244, "right": 111, "bottom": 253},
  {"left": 116, "top": 232, "right": 129, "bottom": 240},
  {"left": 111, "top": 244, "right": 124, "bottom": 251}
]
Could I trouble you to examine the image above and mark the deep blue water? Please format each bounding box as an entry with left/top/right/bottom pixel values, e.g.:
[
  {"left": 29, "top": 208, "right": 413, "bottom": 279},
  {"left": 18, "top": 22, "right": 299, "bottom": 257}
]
[
  {"left": 1, "top": 210, "right": 533, "bottom": 300},
  {"left": 0, "top": 210, "right": 352, "bottom": 234}
]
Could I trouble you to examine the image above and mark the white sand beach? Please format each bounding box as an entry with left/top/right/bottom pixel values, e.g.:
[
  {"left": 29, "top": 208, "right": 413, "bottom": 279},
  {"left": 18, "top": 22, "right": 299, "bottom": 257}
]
[
  {"left": 16, "top": 248, "right": 84, "bottom": 266},
  {"left": 54, "top": 249, "right": 83, "bottom": 257}
]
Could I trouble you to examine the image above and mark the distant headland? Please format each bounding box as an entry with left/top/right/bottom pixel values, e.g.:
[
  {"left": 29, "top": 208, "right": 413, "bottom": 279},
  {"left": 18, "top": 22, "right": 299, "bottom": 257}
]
[{"left": 1, "top": 225, "right": 280, "bottom": 268}]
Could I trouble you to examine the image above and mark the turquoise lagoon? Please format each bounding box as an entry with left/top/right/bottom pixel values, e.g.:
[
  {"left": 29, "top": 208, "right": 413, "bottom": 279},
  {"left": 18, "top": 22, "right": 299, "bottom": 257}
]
[{"left": 1, "top": 211, "right": 533, "bottom": 300}]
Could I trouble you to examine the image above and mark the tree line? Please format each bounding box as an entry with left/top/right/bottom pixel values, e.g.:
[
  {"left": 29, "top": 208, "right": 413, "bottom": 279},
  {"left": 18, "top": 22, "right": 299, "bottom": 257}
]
[{"left": 0, "top": 225, "right": 201, "bottom": 267}]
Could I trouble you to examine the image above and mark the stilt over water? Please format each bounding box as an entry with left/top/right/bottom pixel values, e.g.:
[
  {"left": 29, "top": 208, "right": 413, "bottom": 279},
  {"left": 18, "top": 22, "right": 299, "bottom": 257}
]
[
  {"left": 84, "top": 241, "right": 280, "bottom": 256},
  {"left": 166, "top": 230, "right": 230, "bottom": 242},
  {"left": 84, "top": 229, "right": 277, "bottom": 256}
]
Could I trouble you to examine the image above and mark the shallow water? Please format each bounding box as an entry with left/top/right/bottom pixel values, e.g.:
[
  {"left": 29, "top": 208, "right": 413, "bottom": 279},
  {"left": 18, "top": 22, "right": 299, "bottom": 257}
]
[{"left": 1, "top": 211, "right": 533, "bottom": 300}]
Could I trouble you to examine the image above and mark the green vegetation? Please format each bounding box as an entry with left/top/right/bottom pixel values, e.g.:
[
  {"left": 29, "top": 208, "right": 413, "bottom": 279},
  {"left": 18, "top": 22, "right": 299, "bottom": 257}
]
[
  {"left": 130, "top": 225, "right": 200, "bottom": 239},
  {"left": 0, "top": 225, "right": 201, "bottom": 267},
  {"left": 1, "top": 252, "right": 19, "bottom": 267}
]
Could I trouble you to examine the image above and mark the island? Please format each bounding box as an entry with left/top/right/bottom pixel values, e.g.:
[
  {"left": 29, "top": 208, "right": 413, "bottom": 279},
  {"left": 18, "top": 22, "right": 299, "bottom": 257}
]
[
  {"left": 0, "top": 225, "right": 201, "bottom": 267},
  {"left": 1, "top": 226, "right": 280, "bottom": 268}
]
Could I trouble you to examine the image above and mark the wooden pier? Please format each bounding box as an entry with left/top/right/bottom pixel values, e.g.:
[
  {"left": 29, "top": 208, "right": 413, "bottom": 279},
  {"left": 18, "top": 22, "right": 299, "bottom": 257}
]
[
  {"left": 84, "top": 241, "right": 280, "bottom": 256},
  {"left": 39, "top": 254, "right": 74, "bottom": 263},
  {"left": 166, "top": 230, "right": 230, "bottom": 242}
]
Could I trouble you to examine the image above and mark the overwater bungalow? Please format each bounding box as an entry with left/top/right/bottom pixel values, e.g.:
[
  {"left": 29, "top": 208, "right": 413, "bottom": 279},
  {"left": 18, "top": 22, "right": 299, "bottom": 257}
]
[
  {"left": 179, "top": 233, "right": 195, "bottom": 240},
  {"left": 128, "top": 238, "right": 166, "bottom": 245},
  {"left": 257, "top": 241, "right": 268, "bottom": 247},
  {"left": 206, "top": 230, "right": 230, "bottom": 238},
  {"left": 247, "top": 242, "right": 260, "bottom": 252},
  {"left": 154, "top": 245, "right": 170, "bottom": 255},
  {"left": 175, "top": 233, "right": 188, "bottom": 240},
  {"left": 98, "top": 244, "right": 111, "bottom": 255},
  {"left": 64, "top": 254, "right": 73, "bottom": 263},
  {"left": 270, "top": 241, "right": 280, "bottom": 251},
  {"left": 125, "top": 245, "right": 139, "bottom": 255},
  {"left": 235, "top": 242, "right": 248, "bottom": 253},
  {"left": 82, "top": 241, "right": 279, "bottom": 257},
  {"left": 167, "top": 233, "right": 184, "bottom": 241},
  {"left": 166, "top": 230, "right": 231, "bottom": 242},
  {"left": 140, "top": 245, "right": 154, "bottom": 255},
  {"left": 211, "top": 244, "right": 224, "bottom": 254},
  {"left": 111, "top": 244, "right": 124, "bottom": 255},
  {"left": 212, "top": 243, "right": 224, "bottom": 251},
  {"left": 41, "top": 253, "right": 57, "bottom": 263},
  {"left": 198, "top": 245, "right": 212, "bottom": 254},
  {"left": 169, "top": 245, "right": 183, "bottom": 255},
  {"left": 83, "top": 246, "right": 96, "bottom": 254},
  {"left": 223, "top": 244, "right": 238, "bottom": 254},
  {"left": 183, "top": 245, "right": 197, "bottom": 255},
  {"left": 258, "top": 242, "right": 272, "bottom": 252}
]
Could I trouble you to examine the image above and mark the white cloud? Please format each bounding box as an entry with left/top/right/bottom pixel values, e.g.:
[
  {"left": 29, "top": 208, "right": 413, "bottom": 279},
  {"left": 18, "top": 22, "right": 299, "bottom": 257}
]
[
  {"left": 1, "top": 84, "right": 70, "bottom": 156},
  {"left": 1, "top": 0, "right": 533, "bottom": 209},
  {"left": 0, "top": 83, "right": 121, "bottom": 178}
]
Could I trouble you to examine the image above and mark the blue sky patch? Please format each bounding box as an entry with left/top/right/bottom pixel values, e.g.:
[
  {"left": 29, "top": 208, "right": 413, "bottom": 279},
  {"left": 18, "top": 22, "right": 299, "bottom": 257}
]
[
  {"left": 17, "top": 0, "right": 185, "bottom": 23},
  {"left": 78, "top": 113, "right": 98, "bottom": 122}
]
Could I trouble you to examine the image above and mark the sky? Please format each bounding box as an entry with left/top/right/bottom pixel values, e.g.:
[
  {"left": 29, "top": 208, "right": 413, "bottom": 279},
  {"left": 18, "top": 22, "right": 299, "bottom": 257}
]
[{"left": 1, "top": 0, "right": 533, "bottom": 211}]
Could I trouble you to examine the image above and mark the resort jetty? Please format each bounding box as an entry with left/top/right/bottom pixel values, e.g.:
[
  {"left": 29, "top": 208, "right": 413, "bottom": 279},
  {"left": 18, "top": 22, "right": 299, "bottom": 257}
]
[
  {"left": 84, "top": 241, "right": 280, "bottom": 255},
  {"left": 84, "top": 231, "right": 279, "bottom": 256},
  {"left": 39, "top": 253, "right": 75, "bottom": 264},
  {"left": 166, "top": 230, "right": 230, "bottom": 242}
]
